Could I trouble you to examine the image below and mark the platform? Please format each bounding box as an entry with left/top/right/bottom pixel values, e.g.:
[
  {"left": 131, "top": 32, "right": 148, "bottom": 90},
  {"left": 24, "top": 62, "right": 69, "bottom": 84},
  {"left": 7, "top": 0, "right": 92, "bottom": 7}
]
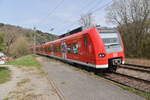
[{"left": 38, "top": 57, "right": 145, "bottom": 100}]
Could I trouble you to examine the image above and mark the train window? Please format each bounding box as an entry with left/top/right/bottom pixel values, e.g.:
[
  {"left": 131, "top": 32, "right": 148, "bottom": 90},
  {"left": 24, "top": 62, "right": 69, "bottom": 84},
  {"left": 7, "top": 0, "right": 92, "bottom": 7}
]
[
  {"left": 46, "top": 47, "right": 49, "bottom": 52},
  {"left": 66, "top": 44, "right": 79, "bottom": 54},
  {"left": 58, "top": 46, "right": 61, "bottom": 52},
  {"left": 61, "top": 43, "right": 67, "bottom": 53},
  {"left": 73, "top": 44, "right": 78, "bottom": 54},
  {"left": 54, "top": 46, "right": 60, "bottom": 52},
  {"left": 67, "top": 45, "right": 72, "bottom": 53},
  {"left": 84, "top": 35, "right": 88, "bottom": 47},
  {"left": 48, "top": 47, "right": 51, "bottom": 52},
  {"left": 54, "top": 46, "right": 56, "bottom": 52},
  {"left": 56, "top": 46, "right": 58, "bottom": 52}
]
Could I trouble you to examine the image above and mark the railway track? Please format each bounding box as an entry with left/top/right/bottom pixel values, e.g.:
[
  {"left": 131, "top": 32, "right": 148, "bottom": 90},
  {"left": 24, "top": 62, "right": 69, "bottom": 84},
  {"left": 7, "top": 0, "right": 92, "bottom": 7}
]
[
  {"left": 72, "top": 63, "right": 150, "bottom": 93},
  {"left": 75, "top": 63, "right": 150, "bottom": 93},
  {"left": 96, "top": 64, "right": 150, "bottom": 93},
  {"left": 118, "top": 64, "right": 150, "bottom": 73},
  {"left": 125, "top": 63, "right": 150, "bottom": 69},
  {"left": 98, "top": 72, "right": 150, "bottom": 93}
]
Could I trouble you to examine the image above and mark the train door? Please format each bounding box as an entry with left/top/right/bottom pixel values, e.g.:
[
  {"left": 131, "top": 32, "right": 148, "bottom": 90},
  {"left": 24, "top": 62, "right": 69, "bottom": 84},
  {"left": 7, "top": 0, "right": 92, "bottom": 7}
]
[
  {"left": 61, "top": 41, "right": 67, "bottom": 59},
  {"left": 83, "top": 34, "right": 90, "bottom": 63},
  {"left": 51, "top": 44, "right": 54, "bottom": 56}
]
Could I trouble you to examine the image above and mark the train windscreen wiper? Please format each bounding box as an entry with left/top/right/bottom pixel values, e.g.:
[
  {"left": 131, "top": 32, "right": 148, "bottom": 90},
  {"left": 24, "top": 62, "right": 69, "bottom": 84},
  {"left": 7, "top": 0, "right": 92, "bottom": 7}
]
[{"left": 105, "top": 43, "right": 120, "bottom": 46}]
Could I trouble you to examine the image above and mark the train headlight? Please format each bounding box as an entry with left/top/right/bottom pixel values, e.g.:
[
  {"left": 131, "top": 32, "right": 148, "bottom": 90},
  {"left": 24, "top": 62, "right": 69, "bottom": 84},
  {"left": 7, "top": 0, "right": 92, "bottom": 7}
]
[{"left": 98, "top": 53, "right": 105, "bottom": 57}]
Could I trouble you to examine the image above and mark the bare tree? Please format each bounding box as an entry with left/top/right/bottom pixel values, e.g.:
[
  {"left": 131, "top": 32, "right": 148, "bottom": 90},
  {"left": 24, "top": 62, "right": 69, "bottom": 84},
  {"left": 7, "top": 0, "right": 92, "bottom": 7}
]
[
  {"left": 79, "top": 13, "right": 95, "bottom": 29},
  {"left": 107, "top": 0, "right": 150, "bottom": 57},
  {"left": 3, "top": 26, "right": 20, "bottom": 55},
  {"left": 10, "top": 36, "right": 29, "bottom": 58}
]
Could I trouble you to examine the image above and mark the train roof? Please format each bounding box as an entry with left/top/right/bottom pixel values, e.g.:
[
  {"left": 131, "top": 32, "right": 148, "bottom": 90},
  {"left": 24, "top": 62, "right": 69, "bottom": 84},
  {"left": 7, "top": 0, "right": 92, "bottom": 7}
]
[
  {"left": 35, "top": 26, "right": 118, "bottom": 47},
  {"left": 59, "top": 27, "right": 83, "bottom": 38},
  {"left": 96, "top": 25, "right": 117, "bottom": 33},
  {"left": 59, "top": 25, "right": 117, "bottom": 39}
]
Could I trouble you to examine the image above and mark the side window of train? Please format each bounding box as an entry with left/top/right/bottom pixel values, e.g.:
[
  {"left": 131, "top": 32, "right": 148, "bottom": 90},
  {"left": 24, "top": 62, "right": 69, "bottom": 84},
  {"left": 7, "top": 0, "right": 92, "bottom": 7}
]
[
  {"left": 54, "top": 46, "right": 56, "bottom": 52},
  {"left": 66, "top": 44, "right": 78, "bottom": 54},
  {"left": 48, "top": 47, "right": 51, "bottom": 52},
  {"left": 67, "top": 45, "right": 72, "bottom": 53},
  {"left": 84, "top": 34, "right": 88, "bottom": 47},
  {"left": 46, "top": 47, "right": 48, "bottom": 52},
  {"left": 73, "top": 44, "right": 79, "bottom": 54}
]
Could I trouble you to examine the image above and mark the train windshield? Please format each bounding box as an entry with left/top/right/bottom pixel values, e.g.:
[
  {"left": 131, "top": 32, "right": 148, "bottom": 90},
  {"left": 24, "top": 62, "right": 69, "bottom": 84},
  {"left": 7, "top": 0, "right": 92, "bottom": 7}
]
[
  {"left": 101, "top": 33, "right": 120, "bottom": 45},
  {"left": 99, "top": 32, "right": 122, "bottom": 53}
]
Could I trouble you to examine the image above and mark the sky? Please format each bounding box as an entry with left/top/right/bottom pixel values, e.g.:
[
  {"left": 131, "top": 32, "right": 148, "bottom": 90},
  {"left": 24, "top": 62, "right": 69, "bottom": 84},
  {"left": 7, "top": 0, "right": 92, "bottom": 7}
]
[{"left": 0, "top": 0, "right": 114, "bottom": 35}]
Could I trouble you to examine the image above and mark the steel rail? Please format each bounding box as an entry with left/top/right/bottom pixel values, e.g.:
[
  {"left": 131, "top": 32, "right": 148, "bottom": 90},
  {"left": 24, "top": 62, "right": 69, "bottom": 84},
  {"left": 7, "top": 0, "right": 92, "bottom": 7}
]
[
  {"left": 118, "top": 65, "right": 150, "bottom": 73},
  {"left": 124, "top": 63, "right": 150, "bottom": 69},
  {"left": 112, "top": 72, "right": 150, "bottom": 83},
  {"left": 98, "top": 72, "right": 150, "bottom": 93}
]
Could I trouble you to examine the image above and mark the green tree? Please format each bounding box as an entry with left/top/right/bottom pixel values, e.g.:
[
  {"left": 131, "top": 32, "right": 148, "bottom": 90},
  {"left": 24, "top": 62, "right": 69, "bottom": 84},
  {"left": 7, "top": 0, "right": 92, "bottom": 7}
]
[{"left": 0, "top": 32, "right": 4, "bottom": 51}]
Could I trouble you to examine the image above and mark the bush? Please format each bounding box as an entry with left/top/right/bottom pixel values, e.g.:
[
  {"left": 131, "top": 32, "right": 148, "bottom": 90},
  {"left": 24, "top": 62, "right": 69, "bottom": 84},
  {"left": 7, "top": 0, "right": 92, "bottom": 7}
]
[
  {"left": 0, "top": 32, "right": 4, "bottom": 51},
  {"left": 9, "top": 36, "right": 29, "bottom": 58}
]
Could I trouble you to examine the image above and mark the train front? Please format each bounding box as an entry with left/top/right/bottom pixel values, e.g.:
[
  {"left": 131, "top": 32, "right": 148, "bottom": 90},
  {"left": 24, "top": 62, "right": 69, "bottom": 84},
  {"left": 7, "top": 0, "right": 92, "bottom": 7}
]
[{"left": 97, "top": 27, "right": 125, "bottom": 71}]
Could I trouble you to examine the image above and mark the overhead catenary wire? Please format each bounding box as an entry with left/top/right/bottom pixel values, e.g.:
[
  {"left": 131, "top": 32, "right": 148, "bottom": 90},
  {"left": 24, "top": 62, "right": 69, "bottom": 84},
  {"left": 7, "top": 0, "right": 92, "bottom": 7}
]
[
  {"left": 77, "top": 0, "right": 97, "bottom": 14},
  {"left": 90, "top": 0, "right": 112, "bottom": 14},
  {"left": 33, "top": 0, "right": 65, "bottom": 47},
  {"left": 41, "top": 0, "right": 89, "bottom": 33},
  {"left": 36, "top": 0, "right": 65, "bottom": 28},
  {"left": 86, "top": 0, "right": 104, "bottom": 14},
  {"left": 54, "top": 0, "right": 101, "bottom": 34},
  {"left": 57, "top": 0, "right": 104, "bottom": 34},
  {"left": 58, "top": 0, "right": 113, "bottom": 35}
]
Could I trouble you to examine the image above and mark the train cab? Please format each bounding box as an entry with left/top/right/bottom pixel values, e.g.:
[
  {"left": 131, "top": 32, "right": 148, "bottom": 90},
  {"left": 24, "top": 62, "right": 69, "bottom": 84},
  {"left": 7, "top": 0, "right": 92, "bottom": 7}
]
[{"left": 95, "top": 26, "right": 125, "bottom": 71}]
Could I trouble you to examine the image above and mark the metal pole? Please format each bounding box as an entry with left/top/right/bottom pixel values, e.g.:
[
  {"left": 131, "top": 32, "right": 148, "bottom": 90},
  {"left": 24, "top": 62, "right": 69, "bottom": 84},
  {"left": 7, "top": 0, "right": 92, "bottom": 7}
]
[{"left": 33, "top": 27, "right": 36, "bottom": 54}]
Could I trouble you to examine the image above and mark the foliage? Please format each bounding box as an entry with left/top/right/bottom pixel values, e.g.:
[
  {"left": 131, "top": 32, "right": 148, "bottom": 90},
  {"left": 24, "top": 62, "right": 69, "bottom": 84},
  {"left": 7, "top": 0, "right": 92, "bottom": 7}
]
[
  {"left": 142, "top": 35, "right": 150, "bottom": 58},
  {"left": 9, "top": 36, "right": 29, "bottom": 58},
  {"left": 7, "top": 55, "right": 41, "bottom": 68},
  {"left": 0, "top": 32, "right": 4, "bottom": 51},
  {"left": 107, "top": 0, "right": 150, "bottom": 58},
  {"left": 0, "top": 67, "right": 11, "bottom": 84},
  {"left": 0, "top": 23, "right": 58, "bottom": 58}
]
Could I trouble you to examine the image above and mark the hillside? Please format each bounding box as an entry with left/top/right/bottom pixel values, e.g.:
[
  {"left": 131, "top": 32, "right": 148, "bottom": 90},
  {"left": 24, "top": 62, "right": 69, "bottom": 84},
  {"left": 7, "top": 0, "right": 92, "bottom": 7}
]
[
  {"left": 0, "top": 23, "right": 58, "bottom": 45},
  {"left": 0, "top": 23, "right": 58, "bottom": 58}
]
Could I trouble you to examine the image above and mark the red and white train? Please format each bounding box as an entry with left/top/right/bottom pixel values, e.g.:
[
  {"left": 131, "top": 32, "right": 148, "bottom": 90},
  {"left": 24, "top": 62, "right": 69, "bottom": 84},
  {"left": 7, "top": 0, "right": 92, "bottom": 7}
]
[{"left": 31, "top": 26, "right": 125, "bottom": 71}]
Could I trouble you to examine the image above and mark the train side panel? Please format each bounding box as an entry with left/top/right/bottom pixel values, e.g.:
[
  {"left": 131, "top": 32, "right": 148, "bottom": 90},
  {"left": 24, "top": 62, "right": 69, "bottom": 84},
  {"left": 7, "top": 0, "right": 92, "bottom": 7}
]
[{"left": 32, "top": 27, "right": 125, "bottom": 70}]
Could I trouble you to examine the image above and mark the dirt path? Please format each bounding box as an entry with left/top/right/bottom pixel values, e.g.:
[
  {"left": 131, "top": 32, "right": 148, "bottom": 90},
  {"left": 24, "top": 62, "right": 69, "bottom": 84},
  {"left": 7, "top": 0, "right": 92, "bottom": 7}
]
[{"left": 0, "top": 65, "right": 60, "bottom": 100}]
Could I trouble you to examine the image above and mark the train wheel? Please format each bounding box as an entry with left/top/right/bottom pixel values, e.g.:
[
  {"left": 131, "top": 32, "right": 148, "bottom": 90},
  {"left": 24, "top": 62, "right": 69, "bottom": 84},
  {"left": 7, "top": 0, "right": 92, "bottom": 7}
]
[
  {"left": 94, "top": 69, "right": 105, "bottom": 74},
  {"left": 107, "top": 65, "right": 117, "bottom": 73}
]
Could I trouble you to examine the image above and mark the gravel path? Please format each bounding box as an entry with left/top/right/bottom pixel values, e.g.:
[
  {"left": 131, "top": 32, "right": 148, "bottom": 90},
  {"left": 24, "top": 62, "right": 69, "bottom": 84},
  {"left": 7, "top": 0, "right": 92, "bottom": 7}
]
[
  {"left": 0, "top": 65, "right": 60, "bottom": 100},
  {"left": 0, "top": 65, "right": 21, "bottom": 100},
  {"left": 37, "top": 56, "right": 146, "bottom": 100}
]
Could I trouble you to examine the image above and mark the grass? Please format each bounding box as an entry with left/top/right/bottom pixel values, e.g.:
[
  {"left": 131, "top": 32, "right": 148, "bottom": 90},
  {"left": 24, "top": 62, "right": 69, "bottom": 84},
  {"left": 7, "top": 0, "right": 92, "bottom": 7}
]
[
  {"left": 7, "top": 55, "right": 41, "bottom": 68},
  {"left": 116, "top": 84, "right": 150, "bottom": 100},
  {"left": 0, "top": 67, "right": 11, "bottom": 84}
]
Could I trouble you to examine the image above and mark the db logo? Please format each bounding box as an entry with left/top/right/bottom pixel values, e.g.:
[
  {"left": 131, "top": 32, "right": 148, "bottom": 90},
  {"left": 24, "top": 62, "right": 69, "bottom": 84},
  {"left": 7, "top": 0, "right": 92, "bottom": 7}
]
[{"left": 113, "top": 53, "right": 118, "bottom": 57}]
